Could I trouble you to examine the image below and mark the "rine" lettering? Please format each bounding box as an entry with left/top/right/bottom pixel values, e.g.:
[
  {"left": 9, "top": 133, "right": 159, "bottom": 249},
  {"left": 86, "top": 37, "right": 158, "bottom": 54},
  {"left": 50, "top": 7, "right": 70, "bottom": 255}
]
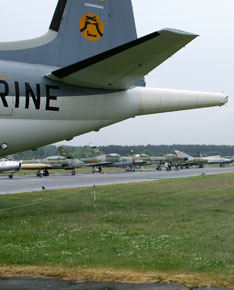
[{"left": 0, "top": 80, "right": 60, "bottom": 112}]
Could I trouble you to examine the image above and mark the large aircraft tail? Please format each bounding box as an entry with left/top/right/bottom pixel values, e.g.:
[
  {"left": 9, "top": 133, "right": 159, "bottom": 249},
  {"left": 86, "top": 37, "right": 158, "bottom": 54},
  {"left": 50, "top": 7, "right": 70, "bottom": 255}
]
[
  {"left": 0, "top": 0, "right": 137, "bottom": 67},
  {"left": 0, "top": 0, "right": 199, "bottom": 90}
]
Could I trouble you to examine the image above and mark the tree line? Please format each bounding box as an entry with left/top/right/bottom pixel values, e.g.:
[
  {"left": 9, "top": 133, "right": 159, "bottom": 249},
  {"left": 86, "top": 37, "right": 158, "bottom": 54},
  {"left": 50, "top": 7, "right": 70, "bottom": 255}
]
[{"left": 12, "top": 144, "right": 234, "bottom": 160}]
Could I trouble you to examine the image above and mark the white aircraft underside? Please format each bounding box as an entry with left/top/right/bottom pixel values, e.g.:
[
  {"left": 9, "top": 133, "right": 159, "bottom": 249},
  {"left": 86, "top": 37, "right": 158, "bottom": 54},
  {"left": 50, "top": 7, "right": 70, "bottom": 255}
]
[{"left": 0, "top": 160, "right": 21, "bottom": 173}]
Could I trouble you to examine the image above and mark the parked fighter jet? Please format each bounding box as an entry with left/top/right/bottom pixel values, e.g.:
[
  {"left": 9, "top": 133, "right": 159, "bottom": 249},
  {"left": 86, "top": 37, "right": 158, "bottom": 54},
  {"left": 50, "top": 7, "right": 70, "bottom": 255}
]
[
  {"left": 80, "top": 147, "right": 136, "bottom": 172},
  {"left": 175, "top": 150, "right": 208, "bottom": 168},
  {"left": 153, "top": 153, "right": 180, "bottom": 170},
  {"left": 138, "top": 152, "right": 187, "bottom": 170},
  {"left": 0, "top": 159, "right": 21, "bottom": 179},
  {"left": 21, "top": 154, "right": 84, "bottom": 177},
  {"left": 199, "top": 154, "right": 232, "bottom": 167},
  {"left": 0, "top": 0, "right": 227, "bottom": 158},
  {"left": 130, "top": 151, "right": 164, "bottom": 168}
]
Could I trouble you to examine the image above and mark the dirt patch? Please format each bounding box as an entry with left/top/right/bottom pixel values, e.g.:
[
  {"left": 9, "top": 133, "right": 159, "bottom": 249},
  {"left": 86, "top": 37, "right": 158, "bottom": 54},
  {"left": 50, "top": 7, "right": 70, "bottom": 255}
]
[{"left": 0, "top": 266, "right": 233, "bottom": 288}]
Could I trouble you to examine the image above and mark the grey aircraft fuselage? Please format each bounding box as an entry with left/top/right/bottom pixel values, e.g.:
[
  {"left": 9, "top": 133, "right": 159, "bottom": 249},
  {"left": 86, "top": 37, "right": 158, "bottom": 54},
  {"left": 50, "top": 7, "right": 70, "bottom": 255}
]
[
  {"left": 0, "top": 0, "right": 228, "bottom": 158},
  {"left": 0, "top": 56, "right": 227, "bottom": 158},
  {"left": 0, "top": 61, "right": 143, "bottom": 156},
  {"left": 0, "top": 159, "right": 21, "bottom": 178}
]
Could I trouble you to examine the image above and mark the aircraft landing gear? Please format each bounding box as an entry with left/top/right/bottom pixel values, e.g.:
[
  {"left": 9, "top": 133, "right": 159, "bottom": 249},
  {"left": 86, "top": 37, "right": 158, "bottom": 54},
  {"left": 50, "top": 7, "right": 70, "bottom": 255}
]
[
  {"left": 125, "top": 167, "right": 135, "bottom": 172},
  {"left": 71, "top": 170, "right": 76, "bottom": 175},
  {"left": 43, "top": 170, "right": 49, "bottom": 177},
  {"left": 36, "top": 169, "right": 49, "bottom": 177},
  {"left": 8, "top": 174, "right": 13, "bottom": 179},
  {"left": 36, "top": 170, "right": 43, "bottom": 178},
  {"left": 92, "top": 167, "right": 103, "bottom": 173}
]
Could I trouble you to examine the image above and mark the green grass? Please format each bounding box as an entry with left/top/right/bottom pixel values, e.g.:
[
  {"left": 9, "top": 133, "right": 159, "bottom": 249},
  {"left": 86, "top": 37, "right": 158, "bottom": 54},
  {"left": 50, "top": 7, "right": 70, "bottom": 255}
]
[{"left": 0, "top": 173, "right": 234, "bottom": 285}]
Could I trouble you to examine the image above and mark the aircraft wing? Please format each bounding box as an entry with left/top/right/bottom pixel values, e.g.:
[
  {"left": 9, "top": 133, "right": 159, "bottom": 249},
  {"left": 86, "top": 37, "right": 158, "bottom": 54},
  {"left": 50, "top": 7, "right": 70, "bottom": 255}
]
[
  {"left": 84, "top": 162, "right": 113, "bottom": 167},
  {"left": 46, "top": 29, "right": 198, "bottom": 90}
]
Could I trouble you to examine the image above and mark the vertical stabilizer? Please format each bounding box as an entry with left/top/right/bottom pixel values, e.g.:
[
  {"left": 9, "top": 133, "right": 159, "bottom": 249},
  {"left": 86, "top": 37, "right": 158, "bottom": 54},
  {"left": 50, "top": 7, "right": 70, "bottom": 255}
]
[
  {"left": 175, "top": 150, "right": 193, "bottom": 160},
  {"left": 58, "top": 147, "right": 74, "bottom": 159},
  {"left": 0, "top": 0, "right": 137, "bottom": 67},
  {"left": 91, "top": 147, "right": 103, "bottom": 156}
]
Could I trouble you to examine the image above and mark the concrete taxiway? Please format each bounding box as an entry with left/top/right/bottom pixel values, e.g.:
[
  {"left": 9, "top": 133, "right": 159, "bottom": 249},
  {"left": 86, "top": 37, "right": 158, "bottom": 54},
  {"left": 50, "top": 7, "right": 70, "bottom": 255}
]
[{"left": 1, "top": 166, "right": 234, "bottom": 194}]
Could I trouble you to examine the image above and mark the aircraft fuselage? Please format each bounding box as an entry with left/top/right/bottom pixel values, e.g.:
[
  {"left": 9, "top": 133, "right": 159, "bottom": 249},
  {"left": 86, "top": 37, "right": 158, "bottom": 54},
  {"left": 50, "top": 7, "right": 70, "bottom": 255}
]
[
  {"left": 0, "top": 61, "right": 140, "bottom": 156},
  {"left": 0, "top": 60, "right": 227, "bottom": 157}
]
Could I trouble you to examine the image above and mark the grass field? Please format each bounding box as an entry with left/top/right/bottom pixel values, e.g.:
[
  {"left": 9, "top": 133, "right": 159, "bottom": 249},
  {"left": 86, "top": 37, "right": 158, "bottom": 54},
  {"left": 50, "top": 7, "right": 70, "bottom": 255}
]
[{"left": 0, "top": 173, "right": 234, "bottom": 287}]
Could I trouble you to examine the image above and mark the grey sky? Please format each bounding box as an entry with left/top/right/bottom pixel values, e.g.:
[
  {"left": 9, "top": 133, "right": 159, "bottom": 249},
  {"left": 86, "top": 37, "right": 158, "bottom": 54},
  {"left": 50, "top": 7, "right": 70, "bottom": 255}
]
[{"left": 0, "top": 0, "right": 233, "bottom": 146}]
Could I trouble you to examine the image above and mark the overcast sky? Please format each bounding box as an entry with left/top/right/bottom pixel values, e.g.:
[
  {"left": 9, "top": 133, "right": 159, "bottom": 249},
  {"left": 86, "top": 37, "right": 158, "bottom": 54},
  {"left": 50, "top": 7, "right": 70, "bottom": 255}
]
[{"left": 0, "top": 0, "right": 233, "bottom": 146}]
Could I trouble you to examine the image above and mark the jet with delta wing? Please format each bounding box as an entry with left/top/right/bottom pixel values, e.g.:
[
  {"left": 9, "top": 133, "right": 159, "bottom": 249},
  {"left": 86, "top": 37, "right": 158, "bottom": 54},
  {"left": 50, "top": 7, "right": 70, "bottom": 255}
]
[
  {"left": 175, "top": 150, "right": 208, "bottom": 168},
  {"left": 199, "top": 154, "right": 232, "bottom": 167},
  {"left": 0, "top": 0, "right": 228, "bottom": 157}
]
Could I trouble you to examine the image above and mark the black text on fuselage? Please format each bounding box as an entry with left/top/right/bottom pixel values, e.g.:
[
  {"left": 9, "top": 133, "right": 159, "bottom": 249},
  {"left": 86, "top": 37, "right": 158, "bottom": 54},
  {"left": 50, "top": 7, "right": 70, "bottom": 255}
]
[{"left": 0, "top": 80, "right": 60, "bottom": 112}]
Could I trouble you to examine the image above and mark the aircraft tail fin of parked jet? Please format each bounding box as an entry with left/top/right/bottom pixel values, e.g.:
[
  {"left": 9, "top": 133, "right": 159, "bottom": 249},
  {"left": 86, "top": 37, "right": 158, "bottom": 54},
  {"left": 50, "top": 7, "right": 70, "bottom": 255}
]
[
  {"left": 58, "top": 147, "right": 74, "bottom": 159},
  {"left": 0, "top": 0, "right": 138, "bottom": 68},
  {"left": 91, "top": 147, "right": 104, "bottom": 156},
  {"left": 175, "top": 150, "right": 193, "bottom": 160}
]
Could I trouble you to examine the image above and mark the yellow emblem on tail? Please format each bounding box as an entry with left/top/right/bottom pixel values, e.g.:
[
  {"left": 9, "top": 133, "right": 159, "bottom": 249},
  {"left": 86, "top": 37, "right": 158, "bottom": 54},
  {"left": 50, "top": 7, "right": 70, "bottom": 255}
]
[{"left": 79, "top": 13, "right": 104, "bottom": 41}]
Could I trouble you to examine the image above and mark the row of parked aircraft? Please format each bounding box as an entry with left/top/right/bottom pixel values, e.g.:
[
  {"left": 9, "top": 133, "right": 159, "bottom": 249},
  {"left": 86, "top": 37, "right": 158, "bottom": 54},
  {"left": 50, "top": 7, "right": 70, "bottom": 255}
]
[{"left": 0, "top": 147, "right": 232, "bottom": 178}]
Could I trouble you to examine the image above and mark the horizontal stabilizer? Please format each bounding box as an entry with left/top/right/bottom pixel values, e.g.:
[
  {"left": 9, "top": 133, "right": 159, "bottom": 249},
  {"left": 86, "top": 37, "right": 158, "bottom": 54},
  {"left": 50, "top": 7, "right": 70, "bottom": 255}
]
[{"left": 46, "top": 29, "right": 198, "bottom": 90}]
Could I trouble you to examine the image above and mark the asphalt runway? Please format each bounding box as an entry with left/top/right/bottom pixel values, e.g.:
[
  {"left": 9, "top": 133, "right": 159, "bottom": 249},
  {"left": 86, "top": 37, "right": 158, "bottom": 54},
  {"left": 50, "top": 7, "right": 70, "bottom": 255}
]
[
  {"left": 0, "top": 277, "right": 233, "bottom": 290},
  {"left": 1, "top": 166, "right": 234, "bottom": 194}
]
